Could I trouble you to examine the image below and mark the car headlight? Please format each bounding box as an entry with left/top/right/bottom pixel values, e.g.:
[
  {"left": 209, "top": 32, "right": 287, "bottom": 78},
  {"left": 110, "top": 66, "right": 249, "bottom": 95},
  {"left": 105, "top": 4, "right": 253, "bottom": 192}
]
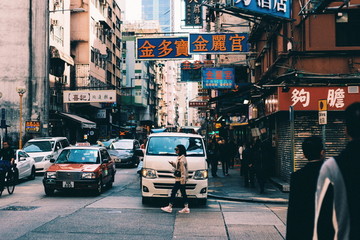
[
  {"left": 46, "top": 172, "right": 57, "bottom": 179},
  {"left": 193, "top": 170, "right": 208, "bottom": 180},
  {"left": 141, "top": 168, "right": 157, "bottom": 179},
  {"left": 81, "top": 172, "right": 96, "bottom": 179}
]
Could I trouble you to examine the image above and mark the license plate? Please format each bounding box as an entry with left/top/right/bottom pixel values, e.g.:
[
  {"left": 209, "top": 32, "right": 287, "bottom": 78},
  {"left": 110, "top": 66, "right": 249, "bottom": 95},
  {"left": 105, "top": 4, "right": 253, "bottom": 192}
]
[{"left": 62, "top": 181, "right": 74, "bottom": 188}]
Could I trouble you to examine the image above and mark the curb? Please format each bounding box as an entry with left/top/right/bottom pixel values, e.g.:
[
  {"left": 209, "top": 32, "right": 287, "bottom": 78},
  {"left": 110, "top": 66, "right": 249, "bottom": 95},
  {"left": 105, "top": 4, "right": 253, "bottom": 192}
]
[{"left": 208, "top": 194, "right": 289, "bottom": 204}]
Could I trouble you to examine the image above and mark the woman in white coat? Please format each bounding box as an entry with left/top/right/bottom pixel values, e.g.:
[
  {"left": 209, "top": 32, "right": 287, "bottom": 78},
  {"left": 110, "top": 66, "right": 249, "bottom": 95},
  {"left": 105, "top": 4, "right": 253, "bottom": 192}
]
[{"left": 161, "top": 144, "right": 189, "bottom": 214}]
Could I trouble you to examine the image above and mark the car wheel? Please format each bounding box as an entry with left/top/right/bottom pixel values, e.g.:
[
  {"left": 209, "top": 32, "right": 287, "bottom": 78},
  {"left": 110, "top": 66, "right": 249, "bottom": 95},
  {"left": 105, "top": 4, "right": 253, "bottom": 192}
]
[
  {"left": 95, "top": 178, "right": 103, "bottom": 195},
  {"left": 44, "top": 187, "right": 55, "bottom": 196},
  {"left": 28, "top": 166, "right": 36, "bottom": 180}
]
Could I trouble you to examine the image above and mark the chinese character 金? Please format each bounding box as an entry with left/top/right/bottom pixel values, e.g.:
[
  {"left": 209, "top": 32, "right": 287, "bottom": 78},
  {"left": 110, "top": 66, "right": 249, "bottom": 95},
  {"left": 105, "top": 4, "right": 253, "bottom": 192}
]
[
  {"left": 327, "top": 88, "right": 345, "bottom": 108},
  {"left": 181, "top": 60, "right": 192, "bottom": 70},
  {"left": 291, "top": 88, "right": 310, "bottom": 107},
  {"left": 192, "top": 36, "right": 209, "bottom": 51},
  {"left": 139, "top": 40, "right": 156, "bottom": 58}
]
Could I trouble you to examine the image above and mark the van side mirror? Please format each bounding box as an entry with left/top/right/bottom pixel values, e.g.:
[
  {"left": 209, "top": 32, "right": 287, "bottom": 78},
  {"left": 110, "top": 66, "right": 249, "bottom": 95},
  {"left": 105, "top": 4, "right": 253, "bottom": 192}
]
[{"left": 50, "top": 158, "right": 56, "bottom": 163}]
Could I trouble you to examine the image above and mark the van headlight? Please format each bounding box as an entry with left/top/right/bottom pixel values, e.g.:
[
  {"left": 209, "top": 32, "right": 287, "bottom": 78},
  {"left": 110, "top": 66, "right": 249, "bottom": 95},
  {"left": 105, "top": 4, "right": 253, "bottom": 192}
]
[
  {"left": 46, "top": 172, "right": 57, "bottom": 179},
  {"left": 141, "top": 168, "right": 157, "bottom": 179},
  {"left": 193, "top": 170, "right": 208, "bottom": 180},
  {"left": 44, "top": 155, "right": 53, "bottom": 161}
]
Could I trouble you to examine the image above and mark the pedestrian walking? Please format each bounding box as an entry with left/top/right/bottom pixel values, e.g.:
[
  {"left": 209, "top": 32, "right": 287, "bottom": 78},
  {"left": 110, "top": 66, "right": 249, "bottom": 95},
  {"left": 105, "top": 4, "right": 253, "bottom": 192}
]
[
  {"left": 228, "top": 138, "right": 237, "bottom": 169},
  {"left": 286, "top": 136, "right": 325, "bottom": 240},
  {"left": 207, "top": 137, "right": 219, "bottom": 177},
  {"left": 238, "top": 141, "right": 244, "bottom": 176},
  {"left": 242, "top": 142, "right": 255, "bottom": 187},
  {"left": 313, "top": 102, "right": 360, "bottom": 240},
  {"left": 218, "top": 138, "right": 231, "bottom": 176},
  {"left": 161, "top": 144, "right": 190, "bottom": 214},
  {"left": 252, "top": 138, "right": 266, "bottom": 193}
]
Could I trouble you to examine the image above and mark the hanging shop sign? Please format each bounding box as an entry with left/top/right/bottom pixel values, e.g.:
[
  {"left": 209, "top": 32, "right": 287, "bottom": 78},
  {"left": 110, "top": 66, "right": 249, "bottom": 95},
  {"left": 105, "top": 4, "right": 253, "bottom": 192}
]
[
  {"left": 136, "top": 37, "right": 192, "bottom": 60},
  {"left": 25, "top": 121, "right": 41, "bottom": 133},
  {"left": 227, "top": 0, "right": 292, "bottom": 20},
  {"left": 180, "top": 60, "right": 214, "bottom": 82},
  {"left": 63, "top": 90, "right": 116, "bottom": 103},
  {"left": 278, "top": 86, "right": 360, "bottom": 111},
  {"left": 202, "top": 68, "right": 235, "bottom": 89},
  {"left": 185, "top": 0, "right": 203, "bottom": 27},
  {"left": 189, "top": 33, "right": 249, "bottom": 54}
]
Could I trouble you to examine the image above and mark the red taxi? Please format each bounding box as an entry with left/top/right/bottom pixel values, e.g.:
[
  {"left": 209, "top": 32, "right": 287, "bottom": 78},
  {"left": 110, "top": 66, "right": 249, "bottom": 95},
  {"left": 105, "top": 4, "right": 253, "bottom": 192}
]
[{"left": 43, "top": 146, "right": 116, "bottom": 196}]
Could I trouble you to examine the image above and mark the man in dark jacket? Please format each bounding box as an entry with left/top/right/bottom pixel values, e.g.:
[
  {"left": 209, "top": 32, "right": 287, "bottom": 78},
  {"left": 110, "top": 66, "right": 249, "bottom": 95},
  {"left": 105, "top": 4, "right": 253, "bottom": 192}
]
[
  {"left": 313, "top": 102, "right": 360, "bottom": 240},
  {"left": 0, "top": 141, "right": 15, "bottom": 190},
  {"left": 286, "top": 136, "right": 325, "bottom": 240}
]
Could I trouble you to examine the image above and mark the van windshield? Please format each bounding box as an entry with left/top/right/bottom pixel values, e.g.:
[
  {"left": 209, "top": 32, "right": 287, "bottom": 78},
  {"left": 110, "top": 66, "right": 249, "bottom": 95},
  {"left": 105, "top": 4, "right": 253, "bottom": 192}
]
[
  {"left": 23, "top": 141, "right": 55, "bottom": 152},
  {"left": 146, "top": 136, "right": 205, "bottom": 156}
]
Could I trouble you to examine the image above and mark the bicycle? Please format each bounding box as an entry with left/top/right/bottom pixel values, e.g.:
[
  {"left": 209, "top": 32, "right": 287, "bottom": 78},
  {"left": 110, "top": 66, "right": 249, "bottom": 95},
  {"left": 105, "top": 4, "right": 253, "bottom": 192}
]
[{"left": 0, "top": 163, "right": 17, "bottom": 197}]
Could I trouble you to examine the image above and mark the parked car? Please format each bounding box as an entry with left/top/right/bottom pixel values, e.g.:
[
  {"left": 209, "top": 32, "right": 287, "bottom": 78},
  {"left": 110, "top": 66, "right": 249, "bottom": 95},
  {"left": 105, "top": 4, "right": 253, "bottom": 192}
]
[
  {"left": 108, "top": 139, "right": 143, "bottom": 168},
  {"left": 43, "top": 146, "right": 116, "bottom": 196},
  {"left": 23, "top": 137, "right": 70, "bottom": 173},
  {"left": 14, "top": 149, "right": 36, "bottom": 180},
  {"left": 141, "top": 132, "right": 208, "bottom": 205}
]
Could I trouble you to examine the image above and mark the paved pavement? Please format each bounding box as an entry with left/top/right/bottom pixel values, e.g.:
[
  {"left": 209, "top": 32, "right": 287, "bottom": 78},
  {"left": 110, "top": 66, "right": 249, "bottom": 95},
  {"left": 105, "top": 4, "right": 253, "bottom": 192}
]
[{"left": 208, "top": 164, "right": 289, "bottom": 204}]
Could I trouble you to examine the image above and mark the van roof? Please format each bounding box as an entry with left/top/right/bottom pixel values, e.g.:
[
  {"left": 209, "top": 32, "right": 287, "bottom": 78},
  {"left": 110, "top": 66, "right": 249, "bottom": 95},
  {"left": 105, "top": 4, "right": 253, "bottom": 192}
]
[
  {"left": 27, "top": 137, "right": 68, "bottom": 142},
  {"left": 148, "top": 132, "right": 203, "bottom": 138}
]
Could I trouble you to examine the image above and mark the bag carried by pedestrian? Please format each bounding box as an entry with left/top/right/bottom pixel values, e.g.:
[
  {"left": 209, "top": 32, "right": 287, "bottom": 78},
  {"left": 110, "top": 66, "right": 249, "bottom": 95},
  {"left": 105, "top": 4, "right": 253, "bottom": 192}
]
[{"left": 173, "top": 161, "right": 181, "bottom": 177}]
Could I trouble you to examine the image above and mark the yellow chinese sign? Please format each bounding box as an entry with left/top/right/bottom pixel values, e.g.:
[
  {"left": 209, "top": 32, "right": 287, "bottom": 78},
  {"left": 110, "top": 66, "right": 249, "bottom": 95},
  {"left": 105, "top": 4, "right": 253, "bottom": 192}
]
[
  {"left": 189, "top": 33, "right": 249, "bottom": 54},
  {"left": 25, "top": 121, "right": 41, "bottom": 133},
  {"left": 137, "top": 37, "right": 192, "bottom": 60}
]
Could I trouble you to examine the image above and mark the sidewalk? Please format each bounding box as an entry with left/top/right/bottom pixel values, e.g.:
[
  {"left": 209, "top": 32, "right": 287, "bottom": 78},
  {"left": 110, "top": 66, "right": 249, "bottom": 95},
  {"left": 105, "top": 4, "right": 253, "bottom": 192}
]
[{"left": 208, "top": 164, "right": 289, "bottom": 204}]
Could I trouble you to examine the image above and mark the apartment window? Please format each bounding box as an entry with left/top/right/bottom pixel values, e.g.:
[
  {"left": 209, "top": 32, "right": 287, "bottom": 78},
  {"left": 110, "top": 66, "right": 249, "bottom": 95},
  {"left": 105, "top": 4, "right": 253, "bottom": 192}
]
[
  {"left": 116, "top": 17, "right": 121, "bottom": 30},
  {"left": 116, "top": 37, "right": 121, "bottom": 48},
  {"left": 108, "top": 7, "right": 112, "bottom": 19},
  {"left": 336, "top": 11, "right": 360, "bottom": 46},
  {"left": 91, "top": 50, "right": 95, "bottom": 63}
]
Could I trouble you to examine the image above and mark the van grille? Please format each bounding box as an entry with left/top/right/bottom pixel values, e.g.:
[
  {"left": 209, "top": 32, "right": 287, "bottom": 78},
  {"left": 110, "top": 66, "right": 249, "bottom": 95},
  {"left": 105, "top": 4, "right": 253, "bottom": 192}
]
[
  {"left": 34, "top": 157, "right": 44, "bottom": 163},
  {"left": 157, "top": 170, "right": 194, "bottom": 178},
  {"left": 153, "top": 183, "right": 196, "bottom": 190}
]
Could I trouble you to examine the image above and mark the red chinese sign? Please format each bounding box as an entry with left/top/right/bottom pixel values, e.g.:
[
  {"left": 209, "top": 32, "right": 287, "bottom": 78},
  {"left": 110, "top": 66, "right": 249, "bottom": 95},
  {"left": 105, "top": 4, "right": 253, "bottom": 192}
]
[
  {"left": 277, "top": 86, "right": 360, "bottom": 111},
  {"left": 189, "top": 101, "right": 207, "bottom": 108}
]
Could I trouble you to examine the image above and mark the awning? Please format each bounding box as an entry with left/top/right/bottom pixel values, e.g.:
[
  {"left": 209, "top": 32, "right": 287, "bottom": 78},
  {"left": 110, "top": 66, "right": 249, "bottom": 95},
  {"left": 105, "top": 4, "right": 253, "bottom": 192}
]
[
  {"left": 50, "top": 46, "right": 74, "bottom": 66},
  {"left": 58, "top": 112, "right": 96, "bottom": 129}
]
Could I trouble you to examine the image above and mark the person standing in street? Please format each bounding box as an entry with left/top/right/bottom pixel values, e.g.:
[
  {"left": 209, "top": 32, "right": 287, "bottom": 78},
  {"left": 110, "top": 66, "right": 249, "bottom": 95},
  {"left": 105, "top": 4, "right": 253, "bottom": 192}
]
[
  {"left": 252, "top": 138, "right": 266, "bottom": 193},
  {"left": 218, "top": 138, "right": 231, "bottom": 176},
  {"left": 242, "top": 142, "right": 255, "bottom": 187},
  {"left": 207, "top": 137, "right": 219, "bottom": 177},
  {"left": 286, "top": 136, "right": 325, "bottom": 240},
  {"left": 161, "top": 144, "right": 190, "bottom": 214},
  {"left": 228, "top": 138, "right": 237, "bottom": 169},
  {"left": 313, "top": 102, "right": 360, "bottom": 240}
]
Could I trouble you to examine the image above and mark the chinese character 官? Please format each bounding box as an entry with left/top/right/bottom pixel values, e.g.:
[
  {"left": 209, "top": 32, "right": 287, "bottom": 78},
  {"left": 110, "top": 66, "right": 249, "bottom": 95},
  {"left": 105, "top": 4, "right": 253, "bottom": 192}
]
[
  {"left": 327, "top": 88, "right": 345, "bottom": 108},
  {"left": 291, "top": 88, "right": 310, "bottom": 107},
  {"left": 229, "top": 34, "right": 246, "bottom": 51}
]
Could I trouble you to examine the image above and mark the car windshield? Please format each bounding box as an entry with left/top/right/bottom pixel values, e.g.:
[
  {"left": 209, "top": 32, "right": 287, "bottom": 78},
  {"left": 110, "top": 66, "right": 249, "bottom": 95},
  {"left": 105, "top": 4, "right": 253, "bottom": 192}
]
[
  {"left": 56, "top": 149, "right": 99, "bottom": 164},
  {"left": 146, "top": 136, "right": 205, "bottom": 156},
  {"left": 23, "top": 141, "right": 55, "bottom": 152},
  {"left": 111, "top": 141, "right": 133, "bottom": 150}
]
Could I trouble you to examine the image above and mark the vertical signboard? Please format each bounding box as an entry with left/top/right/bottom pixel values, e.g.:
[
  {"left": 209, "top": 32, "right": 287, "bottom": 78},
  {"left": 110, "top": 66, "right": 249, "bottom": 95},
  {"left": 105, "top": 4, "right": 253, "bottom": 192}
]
[{"left": 185, "top": 0, "right": 203, "bottom": 27}]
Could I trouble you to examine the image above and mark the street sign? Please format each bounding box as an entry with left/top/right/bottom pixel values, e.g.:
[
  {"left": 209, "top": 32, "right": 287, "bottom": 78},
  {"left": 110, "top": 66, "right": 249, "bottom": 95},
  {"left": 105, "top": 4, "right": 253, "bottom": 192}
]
[
  {"left": 319, "top": 111, "right": 327, "bottom": 125},
  {"left": 318, "top": 99, "right": 327, "bottom": 111},
  {"left": 25, "top": 121, "right": 41, "bottom": 133}
]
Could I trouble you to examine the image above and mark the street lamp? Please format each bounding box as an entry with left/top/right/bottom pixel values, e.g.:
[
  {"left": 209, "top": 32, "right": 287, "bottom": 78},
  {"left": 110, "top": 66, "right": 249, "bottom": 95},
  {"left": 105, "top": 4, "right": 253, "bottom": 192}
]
[{"left": 16, "top": 87, "right": 26, "bottom": 149}]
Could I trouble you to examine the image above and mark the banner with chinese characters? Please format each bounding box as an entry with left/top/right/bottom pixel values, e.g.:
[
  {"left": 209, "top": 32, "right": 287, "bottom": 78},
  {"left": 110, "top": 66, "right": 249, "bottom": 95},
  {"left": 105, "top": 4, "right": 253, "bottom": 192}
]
[
  {"left": 180, "top": 60, "right": 214, "bottom": 82},
  {"left": 231, "top": 0, "right": 292, "bottom": 20},
  {"left": 202, "top": 68, "right": 235, "bottom": 89},
  {"left": 63, "top": 90, "right": 116, "bottom": 103},
  {"left": 277, "top": 86, "right": 360, "bottom": 111},
  {"left": 136, "top": 37, "right": 192, "bottom": 60},
  {"left": 185, "top": 0, "right": 203, "bottom": 27},
  {"left": 189, "top": 101, "right": 207, "bottom": 108},
  {"left": 189, "top": 33, "right": 249, "bottom": 54},
  {"left": 25, "top": 121, "right": 41, "bottom": 133}
]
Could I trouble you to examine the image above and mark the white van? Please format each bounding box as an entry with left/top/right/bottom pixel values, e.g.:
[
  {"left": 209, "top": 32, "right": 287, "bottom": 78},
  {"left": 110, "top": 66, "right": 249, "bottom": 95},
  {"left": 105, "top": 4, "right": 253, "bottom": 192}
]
[
  {"left": 23, "top": 137, "right": 70, "bottom": 173},
  {"left": 141, "top": 132, "right": 208, "bottom": 205}
]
